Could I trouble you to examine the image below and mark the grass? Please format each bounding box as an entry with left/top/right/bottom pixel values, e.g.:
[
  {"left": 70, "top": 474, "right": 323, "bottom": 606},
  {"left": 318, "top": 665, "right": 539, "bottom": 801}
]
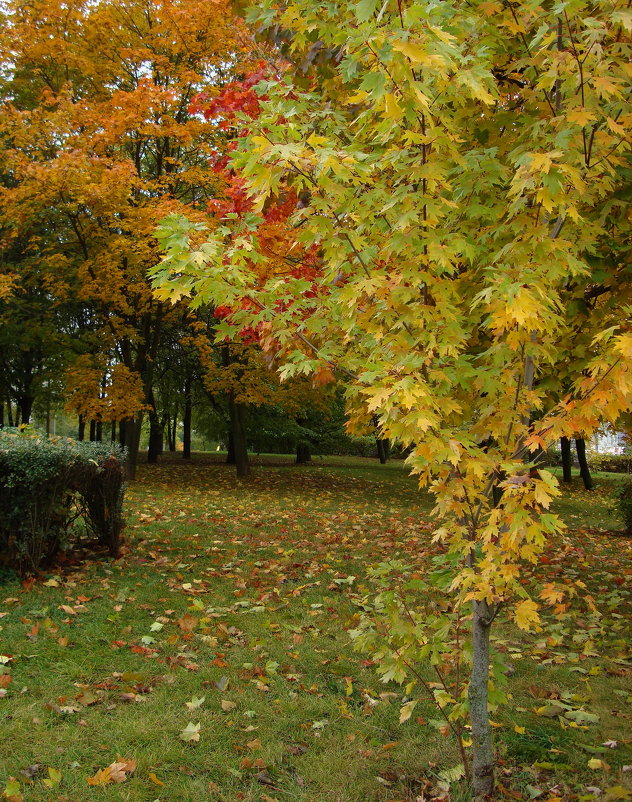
[{"left": 1, "top": 454, "right": 631, "bottom": 801}]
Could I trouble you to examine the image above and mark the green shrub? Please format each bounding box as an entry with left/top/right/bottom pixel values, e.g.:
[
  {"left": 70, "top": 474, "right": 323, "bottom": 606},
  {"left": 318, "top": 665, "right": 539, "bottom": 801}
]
[
  {"left": 616, "top": 481, "right": 632, "bottom": 535},
  {"left": 588, "top": 452, "right": 632, "bottom": 474},
  {"left": 0, "top": 429, "right": 125, "bottom": 574}
]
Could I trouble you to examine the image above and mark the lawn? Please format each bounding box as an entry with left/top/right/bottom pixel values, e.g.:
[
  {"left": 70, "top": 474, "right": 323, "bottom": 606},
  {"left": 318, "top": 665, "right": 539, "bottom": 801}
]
[{"left": 1, "top": 456, "right": 631, "bottom": 801}]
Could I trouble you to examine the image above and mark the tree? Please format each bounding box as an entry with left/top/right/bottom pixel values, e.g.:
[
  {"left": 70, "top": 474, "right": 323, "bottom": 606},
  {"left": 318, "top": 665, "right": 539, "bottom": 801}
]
[
  {"left": 0, "top": 0, "right": 251, "bottom": 474},
  {"left": 154, "top": 1, "right": 631, "bottom": 796}
]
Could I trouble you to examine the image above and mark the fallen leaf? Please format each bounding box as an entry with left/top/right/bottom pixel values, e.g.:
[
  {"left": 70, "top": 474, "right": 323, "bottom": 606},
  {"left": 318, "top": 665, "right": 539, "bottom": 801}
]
[
  {"left": 42, "top": 767, "right": 62, "bottom": 788},
  {"left": 87, "top": 767, "right": 112, "bottom": 786},
  {"left": 185, "top": 696, "right": 205, "bottom": 711},
  {"left": 180, "top": 722, "right": 201, "bottom": 743},
  {"left": 177, "top": 614, "right": 198, "bottom": 632},
  {"left": 246, "top": 738, "right": 262, "bottom": 750},
  {"left": 2, "top": 778, "right": 23, "bottom": 801}
]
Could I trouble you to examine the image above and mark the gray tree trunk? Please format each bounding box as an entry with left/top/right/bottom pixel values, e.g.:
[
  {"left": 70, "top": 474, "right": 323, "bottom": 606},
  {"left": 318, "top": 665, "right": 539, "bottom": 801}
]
[{"left": 469, "top": 599, "right": 494, "bottom": 799}]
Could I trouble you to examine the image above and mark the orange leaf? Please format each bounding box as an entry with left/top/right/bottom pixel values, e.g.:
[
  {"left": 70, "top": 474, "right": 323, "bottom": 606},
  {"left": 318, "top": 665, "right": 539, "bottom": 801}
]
[{"left": 87, "top": 767, "right": 112, "bottom": 786}]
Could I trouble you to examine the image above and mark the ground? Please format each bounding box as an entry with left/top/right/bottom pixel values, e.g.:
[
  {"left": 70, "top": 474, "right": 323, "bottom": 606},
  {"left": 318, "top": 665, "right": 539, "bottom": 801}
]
[{"left": 1, "top": 455, "right": 631, "bottom": 802}]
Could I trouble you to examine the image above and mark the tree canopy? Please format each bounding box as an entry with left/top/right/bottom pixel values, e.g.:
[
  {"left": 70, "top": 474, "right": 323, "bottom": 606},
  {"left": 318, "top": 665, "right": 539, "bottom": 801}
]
[{"left": 153, "top": 1, "right": 631, "bottom": 794}]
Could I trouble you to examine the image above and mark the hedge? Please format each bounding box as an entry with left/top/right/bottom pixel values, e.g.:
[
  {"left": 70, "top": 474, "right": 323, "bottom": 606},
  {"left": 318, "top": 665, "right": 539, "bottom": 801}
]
[
  {"left": 617, "top": 481, "right": 632, "bottom": 535},
  {"left": 0, "top": 429, "right": 125, "bottom": 574},
  {"left": 588, "top": 453, "right": 632, "bottom": 474}
]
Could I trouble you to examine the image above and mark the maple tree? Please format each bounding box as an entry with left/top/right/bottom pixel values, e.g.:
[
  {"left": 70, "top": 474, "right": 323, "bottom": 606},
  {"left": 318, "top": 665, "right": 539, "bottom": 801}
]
[
  {"left": 0, "top": 0, "right": 253, "bottom": 474},
  {"left": 154, "top": 0, "right": 631, "bottom": 795}
]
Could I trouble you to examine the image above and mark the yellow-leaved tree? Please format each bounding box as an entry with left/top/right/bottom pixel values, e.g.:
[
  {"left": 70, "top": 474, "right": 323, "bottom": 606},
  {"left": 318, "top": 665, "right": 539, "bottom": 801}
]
[{"left": 153, "top": 0, "right": 631, "bottom": 795}]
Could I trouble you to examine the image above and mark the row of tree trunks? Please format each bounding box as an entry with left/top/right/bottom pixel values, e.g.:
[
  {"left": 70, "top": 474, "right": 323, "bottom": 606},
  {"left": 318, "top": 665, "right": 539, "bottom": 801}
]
[
  {"left": 0, "top": 400, "right": 31, "bottom": 427},
  {"left": 560, "top": 436, "right": 593, "bottom": 490}
]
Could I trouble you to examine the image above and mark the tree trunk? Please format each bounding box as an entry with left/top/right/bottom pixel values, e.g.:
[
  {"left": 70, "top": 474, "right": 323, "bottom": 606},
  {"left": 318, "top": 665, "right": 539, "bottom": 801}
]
[
  {"left": 147, "top": 412, "right": 163, "bottom": 464},
  {"left": 469, "top": 599, "right": 494, "bottom": 799},
  {"left": 560, "top": 436, "right": 572, "bottom": 483},
  {"left": 123, "top": 416, "right": 143, "bottom": 479},
  {"left": 89, "top": 419, "right": 96, "bottom": 441},
  {"left": 111, "top": 421, "right": 117, "bottom": 442},
  {"left": 168, "top": 410, "right": 178, "bottom": 451},
  {"left": 575, "top": 437, "right": 593, "bottom": 490},
  {"left": 296, "top": 443, "right": 311, "bottom": 464},
  {"left": 182, "top": 377, "right": 192, "bottom": 460},
  {"left": 7, "top": 403, "right": 14, "bottom": 427},
  {"left": 0, "top": 403, "right": 4, "bottom": 428},
  {"left": 78, "top": 416, "right": 86, "bottom": 441},
  {"left": 226, "top": 430, "right": 235, "bottom": 464},
  {"left": 147, "top": 390, "right": 163, "bottom": 464},
  {"left": 229, "top": 398, "right": 249, "bottom": 477},
  {"left": 96, "top": 420, "right": 102, "bottom": 442},
  {"left": 18, "top": 395, "right": 33, "bottom": 425},
  {"left": 376, "top": 437, "right": 390, "bottom": 464}
]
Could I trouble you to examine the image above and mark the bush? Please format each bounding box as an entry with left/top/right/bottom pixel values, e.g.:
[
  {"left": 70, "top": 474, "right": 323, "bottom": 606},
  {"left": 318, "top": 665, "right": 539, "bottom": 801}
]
[
  {"left": 540, "top": 448, "right": 562, "bottom": 467},
  {"left": 588, "top": 453, "right": 632, "bottom": 474},
  {"left": 0, "top": 429, "right": 125, "bottom": 574},
  {"left": 616, "top": 481, "right": 632, "bottom": 535}
]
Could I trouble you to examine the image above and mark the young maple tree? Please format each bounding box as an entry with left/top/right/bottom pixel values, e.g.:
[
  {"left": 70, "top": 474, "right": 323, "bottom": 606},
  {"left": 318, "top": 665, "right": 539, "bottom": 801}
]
[{"left": 153, "top": 1, "right": 631, "bottom": 796}]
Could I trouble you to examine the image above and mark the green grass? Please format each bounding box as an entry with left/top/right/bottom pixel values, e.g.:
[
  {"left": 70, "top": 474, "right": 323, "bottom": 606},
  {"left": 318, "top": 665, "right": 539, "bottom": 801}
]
[{"left": 1, "top": 455, "right": 630, "bottom": 801}]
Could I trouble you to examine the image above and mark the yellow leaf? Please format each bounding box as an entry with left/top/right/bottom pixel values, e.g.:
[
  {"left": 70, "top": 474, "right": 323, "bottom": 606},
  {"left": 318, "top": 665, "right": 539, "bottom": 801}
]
[
  {"left": 514, "top": 598, "right": 540, "bottom": 631},
  {"left": 567, "top": 108, "right": 597, "bottom": 127},
  {"left": 383, "top": 93, "right": 403, "bottom": 121},
  {"left": 87, "top": 767, "right": 112, "bottom": 786},
  {"left": 514, "top": 725, "right": 526, "bottom": 734},
  {"left": 42, "top": 767, "right": 62, "bottom": 788},
  {"left": 399, "top": 700, "right": 417, "bottom": 723},
  {"left": 393, "top": 40, "right": 430, "bottom": 65},
  {"left": 606, "top": 116, "right": 627, "bottom": 136},
  {"left": 479, "top": 1, "right": 502, "bottom": 15},
  {"left": 148, "top": 772, "right": 164, "bottom": 786},
  {"left": 529, "top": 151, "right": 563, "bottom": 174}
]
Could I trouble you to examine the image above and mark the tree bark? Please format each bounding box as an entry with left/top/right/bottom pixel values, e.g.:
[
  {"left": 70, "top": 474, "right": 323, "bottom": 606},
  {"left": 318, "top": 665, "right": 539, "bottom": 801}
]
[
  {"left": 89, "top": 420, "right": 96, "bottom": 441},
  {"left": 147, "top": 413, "right": 163, "bottom": 463},
  {"left": 560, "top": 436, "right": 572, "bottom": 483},
  {"left": 226, "top": 430, "right": 235, "bottom": 464},
  {"left": 229, "top": 398, "right": 249, "bottom": 477},
  {"left": 147, "top": 390, "right": 163, "bottom": 464},
  {"left": 470, "top": 599, "right": 494, "bottom": 799},
  {"left": 296, "top": 443, "right": 311, "bottom": 464},
  {"left": 182, "top": 377, "right": 192, "bottom": 460},
  {"left": 123, "top": 416, "right": 143, "bottom": 479},
  {"left": 575, "top": 437, "right": 593, "bottom": 490},
  {"left": 376, "top": 437, "right": 390, "bottom": 464},
  {"left": 18, "top": 395, "right": 33, "bottom": 424},
  {"left": 166, "top": 412, "right": 177, "bottom": 452},
  {"left": 78, "top": 416, "right": 86, "bottom": 441}
]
